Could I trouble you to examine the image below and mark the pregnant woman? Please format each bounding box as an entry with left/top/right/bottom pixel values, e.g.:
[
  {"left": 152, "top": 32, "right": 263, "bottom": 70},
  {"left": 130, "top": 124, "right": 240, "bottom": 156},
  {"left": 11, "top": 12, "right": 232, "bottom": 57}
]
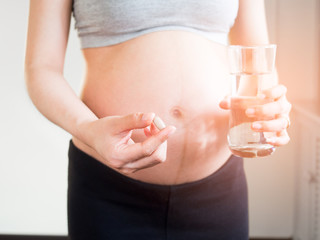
[{"left": 25, "top": 0, "right": 291, "bottom": 239}]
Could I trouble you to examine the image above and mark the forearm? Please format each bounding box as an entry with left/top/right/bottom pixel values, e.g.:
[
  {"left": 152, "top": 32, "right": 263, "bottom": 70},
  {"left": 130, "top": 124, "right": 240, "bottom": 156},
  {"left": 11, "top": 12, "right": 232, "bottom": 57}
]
[{"left": 25, "top": 67, "right": 98, "bottom": 143}]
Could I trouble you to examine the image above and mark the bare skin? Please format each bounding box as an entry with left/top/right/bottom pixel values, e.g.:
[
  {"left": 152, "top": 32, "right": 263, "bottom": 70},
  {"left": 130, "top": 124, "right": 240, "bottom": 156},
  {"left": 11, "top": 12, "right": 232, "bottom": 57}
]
[
  {"left": 25, "top": 0, "right": 291, "bottom": 185},
  {"left": 72, "top": 31, "right": 232, "bottom": 184}
]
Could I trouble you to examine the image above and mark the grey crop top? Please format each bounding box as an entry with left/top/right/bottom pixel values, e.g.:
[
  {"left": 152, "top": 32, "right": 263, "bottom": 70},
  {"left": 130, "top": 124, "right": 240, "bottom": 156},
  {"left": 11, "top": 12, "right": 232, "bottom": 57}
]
[{"left": 72, "top": 0, "right": 239, "bottom": 49}]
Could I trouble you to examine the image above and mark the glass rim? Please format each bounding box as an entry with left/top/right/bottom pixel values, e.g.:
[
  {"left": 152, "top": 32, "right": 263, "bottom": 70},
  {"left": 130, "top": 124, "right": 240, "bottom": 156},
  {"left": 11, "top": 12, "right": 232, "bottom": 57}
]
[{"left": 228, "top": 44, "right": 277, "bottom": 49}]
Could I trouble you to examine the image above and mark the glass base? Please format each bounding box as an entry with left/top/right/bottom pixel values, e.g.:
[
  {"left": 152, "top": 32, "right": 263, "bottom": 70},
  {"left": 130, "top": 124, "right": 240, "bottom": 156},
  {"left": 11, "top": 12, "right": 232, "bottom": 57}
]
[{"left": 229, "top": 144, "right": 275, "bottom": 158}]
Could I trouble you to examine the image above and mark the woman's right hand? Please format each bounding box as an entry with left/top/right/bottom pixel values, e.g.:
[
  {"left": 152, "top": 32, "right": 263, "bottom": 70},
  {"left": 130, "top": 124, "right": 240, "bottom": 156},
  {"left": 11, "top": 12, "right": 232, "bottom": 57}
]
[{"left": 80, "top": 112, "right": 176, "bottom": 174}]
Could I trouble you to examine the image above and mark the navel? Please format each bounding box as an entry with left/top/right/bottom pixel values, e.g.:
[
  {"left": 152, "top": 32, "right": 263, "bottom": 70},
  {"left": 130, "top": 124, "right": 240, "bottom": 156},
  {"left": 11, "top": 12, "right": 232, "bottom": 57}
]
[{"left": 170, "top": 106, "right": 184, "bottom": 119}]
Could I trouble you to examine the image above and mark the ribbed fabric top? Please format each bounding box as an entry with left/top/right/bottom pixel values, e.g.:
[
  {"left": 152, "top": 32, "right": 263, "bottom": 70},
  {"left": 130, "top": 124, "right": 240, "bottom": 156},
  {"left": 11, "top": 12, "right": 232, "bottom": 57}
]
[{"left": 72, "top": 0, "right": 239, "bottom": 49}]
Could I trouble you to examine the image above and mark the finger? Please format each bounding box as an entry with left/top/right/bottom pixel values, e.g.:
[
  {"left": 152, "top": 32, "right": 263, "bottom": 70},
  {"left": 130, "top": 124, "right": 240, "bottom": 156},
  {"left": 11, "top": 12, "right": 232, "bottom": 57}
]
[
  {"left": 246, "top": 96, "right": 291, "bottom": 117},
  {"left": 251, "top": 117, "right": 289, "bottom": 132},
  {"left": 150, "top": 122, "right": 160, "bottom": 135},
  {"left": 266, "top": 130, "right": 290, "bottom": 146},
  {"left": 112, "top": 112, "right": 155, "bottom": 133},
  {"left": 117, "top": 126, "right": 176, "bottom": 162},
  {"left": 219, "top": 95, "right": 231, "bottom": 110},
  {"left": 278, "top": 113, "right": 291, "bottom": 128},
  {"left": 143, "top": 122, "right": 160, "bottom": 137},
  {"left": 261, "top": 84, "right": 287, "bottom": 100},
  {"left": 144, "top": 127, "right": 152, "bottom": 137},
  {"left": 122, "top": 146, "right": 166, "bottom": 171},
  {"left": 118, "top": 130, "right": 134, "bottom": 145},
  {"left": 121, "top": 160, "right": 161, "bottom": 174}
]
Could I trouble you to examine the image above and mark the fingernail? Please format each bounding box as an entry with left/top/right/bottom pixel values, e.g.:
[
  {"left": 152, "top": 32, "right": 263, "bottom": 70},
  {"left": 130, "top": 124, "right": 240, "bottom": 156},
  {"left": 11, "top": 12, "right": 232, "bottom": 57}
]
[
  {"left": 266, "top": 137, "right": 276, "bottom": 144},
  {"left": 257, "top": 93, "right": 266, "bottom": 99},
  {"left": 168, "top": 126, "right": 177, "bottom": 136},
  {"left": 246, "top": 108, "right": 255, "bottom": 115},
  {"left": 252, "top": 123, "right": 262, "bottom": 129},
  {"left": 142, "top": 112, "right": 155, "bottom": 121}
]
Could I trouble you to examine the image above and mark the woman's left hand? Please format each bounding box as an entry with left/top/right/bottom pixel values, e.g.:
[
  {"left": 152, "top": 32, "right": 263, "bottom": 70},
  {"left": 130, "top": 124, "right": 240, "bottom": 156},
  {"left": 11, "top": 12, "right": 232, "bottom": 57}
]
[{"left": 220, "top": 84, "right": 292, "bottom": 146}]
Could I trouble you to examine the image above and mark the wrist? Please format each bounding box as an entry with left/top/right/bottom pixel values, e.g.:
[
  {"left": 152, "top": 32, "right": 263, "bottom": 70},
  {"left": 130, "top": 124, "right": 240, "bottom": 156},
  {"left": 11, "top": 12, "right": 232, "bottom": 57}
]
[{"left": 74, "top": 116, "right": 98, "bottom": 147}]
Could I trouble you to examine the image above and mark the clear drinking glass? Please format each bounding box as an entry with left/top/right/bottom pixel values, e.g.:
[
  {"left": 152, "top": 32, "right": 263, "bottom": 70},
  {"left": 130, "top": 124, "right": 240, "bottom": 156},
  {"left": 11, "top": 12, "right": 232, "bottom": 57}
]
[{"left": 227, "top": 45, "right": 277, "bottom": 158}]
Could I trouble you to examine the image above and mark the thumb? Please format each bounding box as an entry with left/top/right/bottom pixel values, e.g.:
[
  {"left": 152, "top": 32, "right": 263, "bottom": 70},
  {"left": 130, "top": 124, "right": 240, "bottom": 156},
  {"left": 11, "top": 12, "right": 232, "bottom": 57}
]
[{"left": 114, "top": 112, "right": 155, "bottom": 133}]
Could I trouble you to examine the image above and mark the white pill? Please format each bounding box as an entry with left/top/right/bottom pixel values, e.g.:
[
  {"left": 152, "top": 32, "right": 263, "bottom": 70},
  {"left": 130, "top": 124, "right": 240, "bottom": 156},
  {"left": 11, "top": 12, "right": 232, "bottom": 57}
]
[{"left": 153, "top": 116, "right": 166, "bottom": 130}]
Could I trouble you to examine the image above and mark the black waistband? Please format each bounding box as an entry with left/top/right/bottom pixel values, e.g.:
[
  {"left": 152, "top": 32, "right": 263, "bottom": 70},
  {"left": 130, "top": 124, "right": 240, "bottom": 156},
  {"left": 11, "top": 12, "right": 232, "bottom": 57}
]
[{"left": 68, "top": 140, "right": 243, "bottom": 192}]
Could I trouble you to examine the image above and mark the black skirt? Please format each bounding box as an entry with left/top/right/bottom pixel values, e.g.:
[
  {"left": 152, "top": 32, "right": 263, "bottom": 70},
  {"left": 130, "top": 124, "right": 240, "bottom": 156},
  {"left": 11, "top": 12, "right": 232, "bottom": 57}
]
[{"left": 67, "top": 140, "right": 248, "bottom": 240}]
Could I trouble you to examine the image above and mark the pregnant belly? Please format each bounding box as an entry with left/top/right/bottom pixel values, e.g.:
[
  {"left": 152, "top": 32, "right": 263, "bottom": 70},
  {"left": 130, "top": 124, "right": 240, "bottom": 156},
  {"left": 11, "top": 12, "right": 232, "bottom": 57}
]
[{"left": 74, "top": 31, "right": 233, "bottom": 184}]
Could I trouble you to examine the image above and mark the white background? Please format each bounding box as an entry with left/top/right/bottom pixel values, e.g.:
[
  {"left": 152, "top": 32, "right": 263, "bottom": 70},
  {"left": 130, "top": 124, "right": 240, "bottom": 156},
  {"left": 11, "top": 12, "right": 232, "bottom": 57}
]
[{"left": 0, "top": 0, "right": 319, "bottom": 237}]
